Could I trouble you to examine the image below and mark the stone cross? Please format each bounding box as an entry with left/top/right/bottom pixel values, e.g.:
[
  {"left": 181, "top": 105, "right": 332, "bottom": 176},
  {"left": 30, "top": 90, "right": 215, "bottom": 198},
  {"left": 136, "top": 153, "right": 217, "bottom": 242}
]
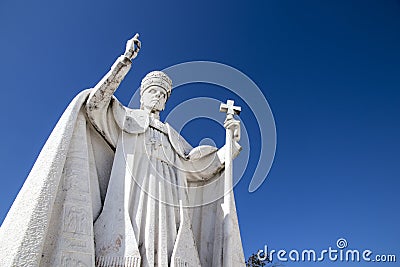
[
  {"left": 219, "top": 99, "right": 241, "bottom": 267},
  {"left": 219, "top": 100, "right": 241, "bottom": 119}
]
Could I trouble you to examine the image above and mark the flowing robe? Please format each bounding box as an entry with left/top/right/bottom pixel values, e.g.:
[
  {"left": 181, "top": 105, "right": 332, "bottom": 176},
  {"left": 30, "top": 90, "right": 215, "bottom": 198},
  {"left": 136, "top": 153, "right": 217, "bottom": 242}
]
[
  {"left": 0, "top": 55, "right": 246, "bottom": 267},
  {"left": 88, "top": 95, "right": 230, "bottom": 266}
]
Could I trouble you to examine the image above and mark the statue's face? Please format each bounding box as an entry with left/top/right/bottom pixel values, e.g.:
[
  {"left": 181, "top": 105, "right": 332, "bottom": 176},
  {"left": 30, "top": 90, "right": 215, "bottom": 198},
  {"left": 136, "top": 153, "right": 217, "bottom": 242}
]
[{"left": 140, "top": 86, "right": 168, "bottom": 112}]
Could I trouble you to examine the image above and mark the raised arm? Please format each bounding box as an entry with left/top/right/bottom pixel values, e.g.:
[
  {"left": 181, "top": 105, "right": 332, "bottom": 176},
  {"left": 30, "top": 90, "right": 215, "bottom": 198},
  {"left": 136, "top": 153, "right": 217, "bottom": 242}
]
[{"left": 86, "top": 34, "right": 141, "bottom": 147}]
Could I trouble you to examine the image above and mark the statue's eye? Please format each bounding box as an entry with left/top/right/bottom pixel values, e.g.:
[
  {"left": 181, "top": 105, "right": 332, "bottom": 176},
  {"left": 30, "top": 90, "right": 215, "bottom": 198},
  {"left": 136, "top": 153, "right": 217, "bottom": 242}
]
[{"left": 149, "top": 89, "right": 156, "bottom": 94}]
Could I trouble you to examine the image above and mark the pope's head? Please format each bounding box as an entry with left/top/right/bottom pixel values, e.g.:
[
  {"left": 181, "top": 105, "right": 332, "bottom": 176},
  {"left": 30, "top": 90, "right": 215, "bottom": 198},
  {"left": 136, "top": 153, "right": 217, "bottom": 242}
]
[{"left": 140, "top": 71, "right": 172, "bottom": 113}]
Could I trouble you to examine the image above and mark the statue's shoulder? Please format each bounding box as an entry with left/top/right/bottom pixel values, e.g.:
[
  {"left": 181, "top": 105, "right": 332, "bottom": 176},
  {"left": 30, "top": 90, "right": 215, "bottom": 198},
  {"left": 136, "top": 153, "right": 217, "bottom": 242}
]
[
  {"left": 109, "top": 97, "right": 193, "bottom": 158},
  {"left": 111, "top": 97, "right": 149, "bottom": 134},
  {"left": 165, "top": 125, "right": 218, "bottom": 160}
]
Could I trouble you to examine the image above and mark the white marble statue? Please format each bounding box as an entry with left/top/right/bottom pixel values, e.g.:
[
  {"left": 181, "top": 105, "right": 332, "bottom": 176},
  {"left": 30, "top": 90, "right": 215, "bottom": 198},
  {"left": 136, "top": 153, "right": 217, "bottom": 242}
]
[{"left": 0, "top": 34, "right": 245, "bottom": 267}]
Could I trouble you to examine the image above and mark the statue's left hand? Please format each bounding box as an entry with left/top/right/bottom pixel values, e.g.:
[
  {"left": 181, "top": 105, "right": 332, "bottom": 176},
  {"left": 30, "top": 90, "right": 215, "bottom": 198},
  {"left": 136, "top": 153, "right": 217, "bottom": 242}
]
[
  {"left": 124, "top": 33, "right": 141, "bottom": 60},
  {"left": 224, "top": 118, "right": 241, "bottom": 142}
]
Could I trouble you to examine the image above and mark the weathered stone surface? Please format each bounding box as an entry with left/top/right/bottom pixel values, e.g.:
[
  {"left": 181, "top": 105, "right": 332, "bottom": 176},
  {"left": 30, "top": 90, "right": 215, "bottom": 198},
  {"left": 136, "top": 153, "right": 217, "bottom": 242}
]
[{"left": 0, "top": 34, "right": 245, "bottom": 267}]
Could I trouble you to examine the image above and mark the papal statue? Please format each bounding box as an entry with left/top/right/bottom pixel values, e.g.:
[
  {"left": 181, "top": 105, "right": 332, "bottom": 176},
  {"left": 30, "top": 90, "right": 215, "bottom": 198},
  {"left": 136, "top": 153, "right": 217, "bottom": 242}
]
[{"left": 0, "top": 34, "right": 245, "bottom": 266}]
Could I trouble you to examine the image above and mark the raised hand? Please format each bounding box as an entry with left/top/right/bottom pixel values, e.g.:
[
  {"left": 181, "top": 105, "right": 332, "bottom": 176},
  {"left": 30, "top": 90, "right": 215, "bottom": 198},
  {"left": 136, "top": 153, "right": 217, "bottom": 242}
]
[
  {"left": 124, "top": 33, "right": 141, "bottom": 60},
  {"left": 224, "top": 118, "right": 241, "bottom": 142}
]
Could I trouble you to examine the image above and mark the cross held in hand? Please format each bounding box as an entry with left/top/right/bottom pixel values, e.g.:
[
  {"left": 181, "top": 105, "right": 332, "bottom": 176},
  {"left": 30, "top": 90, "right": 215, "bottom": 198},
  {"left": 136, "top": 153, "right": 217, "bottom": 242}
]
[{"left": 220, "top": 100, "right": 241, "bottom": 119}]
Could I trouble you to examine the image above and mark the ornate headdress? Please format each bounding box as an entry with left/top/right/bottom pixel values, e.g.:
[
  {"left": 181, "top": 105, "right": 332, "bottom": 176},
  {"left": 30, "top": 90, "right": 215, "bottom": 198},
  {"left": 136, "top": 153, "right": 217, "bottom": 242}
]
[{"left": 140, "top": 71, "right": 172, "bottom": 98}]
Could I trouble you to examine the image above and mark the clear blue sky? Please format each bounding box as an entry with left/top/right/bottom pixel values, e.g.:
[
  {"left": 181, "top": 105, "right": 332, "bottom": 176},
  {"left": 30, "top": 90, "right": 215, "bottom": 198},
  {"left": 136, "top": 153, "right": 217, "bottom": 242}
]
[{"left": 0, "top": 1, "right": 399, "bottom": 266}]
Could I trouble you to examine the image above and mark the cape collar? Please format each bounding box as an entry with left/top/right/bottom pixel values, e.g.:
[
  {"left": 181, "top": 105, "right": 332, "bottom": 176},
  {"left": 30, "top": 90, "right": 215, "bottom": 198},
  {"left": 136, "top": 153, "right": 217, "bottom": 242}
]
[{"left": 112, "top": 97, "right": 192, "bottom": 157}]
